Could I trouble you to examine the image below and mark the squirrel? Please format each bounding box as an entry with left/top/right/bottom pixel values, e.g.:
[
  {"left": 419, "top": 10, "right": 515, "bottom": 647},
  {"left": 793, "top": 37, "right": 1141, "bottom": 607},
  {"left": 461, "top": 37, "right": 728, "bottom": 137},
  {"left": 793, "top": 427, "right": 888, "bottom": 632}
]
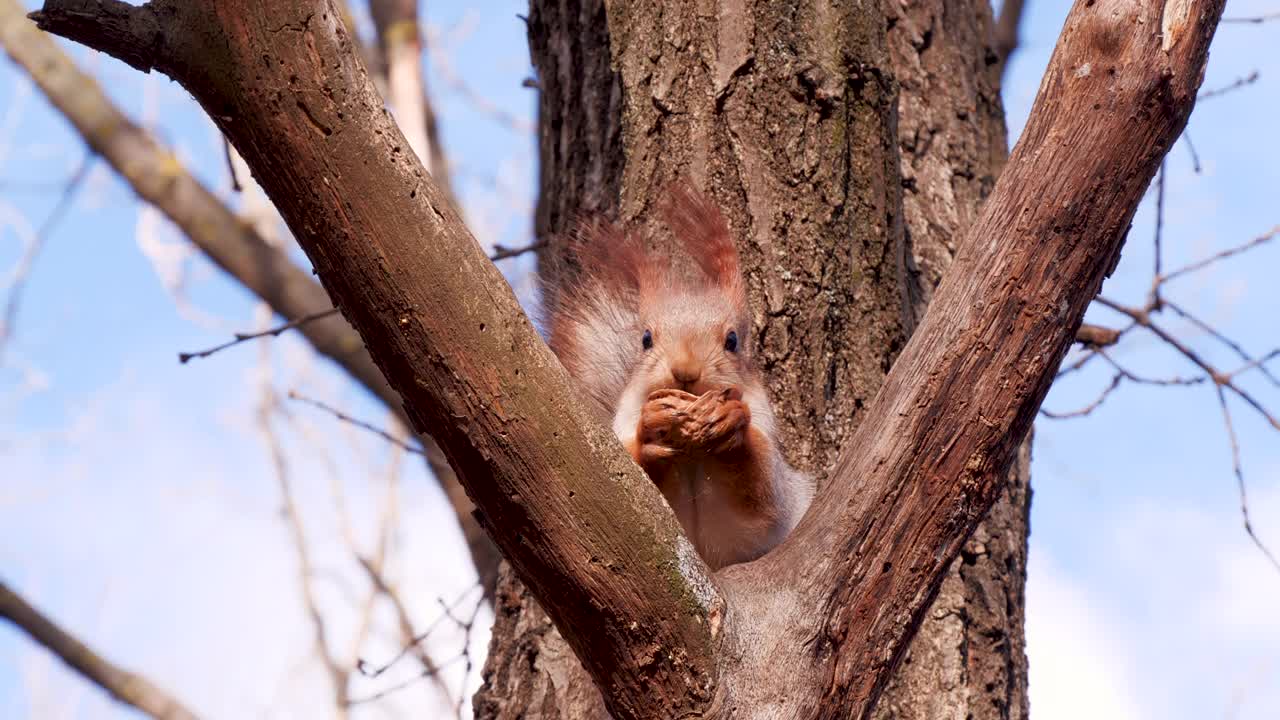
[{"left": 544, "top": 185, "right": 813, "bottom": 570}]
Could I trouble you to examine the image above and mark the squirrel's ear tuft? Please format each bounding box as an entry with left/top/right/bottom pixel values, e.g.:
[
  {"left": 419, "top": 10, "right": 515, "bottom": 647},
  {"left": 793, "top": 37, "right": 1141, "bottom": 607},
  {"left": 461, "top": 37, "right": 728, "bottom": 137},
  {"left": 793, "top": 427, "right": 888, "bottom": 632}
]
[
  {"left": 563, "top": 214, "right": 658, "bottom": 294},
  {"left": 662, "top": 182, "right": 744, "bottom": 299}
]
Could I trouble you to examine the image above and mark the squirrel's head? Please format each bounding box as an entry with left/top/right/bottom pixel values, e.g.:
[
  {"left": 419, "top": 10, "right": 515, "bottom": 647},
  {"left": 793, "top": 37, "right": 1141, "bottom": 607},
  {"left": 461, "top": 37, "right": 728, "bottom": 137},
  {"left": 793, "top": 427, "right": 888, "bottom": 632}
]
[
  {"left": 610, "top": 185, "right": 753, "bottom": 398},
  {"left": 548, "top": 184, "right": 759, "bottom": 421}
]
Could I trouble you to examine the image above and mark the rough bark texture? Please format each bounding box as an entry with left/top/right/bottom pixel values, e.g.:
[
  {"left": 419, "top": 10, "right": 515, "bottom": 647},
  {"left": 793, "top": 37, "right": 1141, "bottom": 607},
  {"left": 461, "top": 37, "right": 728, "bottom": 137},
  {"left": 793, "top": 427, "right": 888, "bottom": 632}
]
[
  {"left": 30, "top": 3, "right": 719, "bottom": 718},
  {"left": 481, "top": 0, "right": 906, "bottom": 714},
  {"left": 32, "top": 0, "right": 1223, "bottom": 717},
  {"left": 875, "top": 2, "right": 1029, "bottom": 718},
  {"left": 526, "top": 0, "right": 625, "bottom": 310},
  {"left": 0, "top": 0, "right": 501, "bottom": 597},
  {"left": 481, "top": 1, "right": 1027, "bottom": 717}
]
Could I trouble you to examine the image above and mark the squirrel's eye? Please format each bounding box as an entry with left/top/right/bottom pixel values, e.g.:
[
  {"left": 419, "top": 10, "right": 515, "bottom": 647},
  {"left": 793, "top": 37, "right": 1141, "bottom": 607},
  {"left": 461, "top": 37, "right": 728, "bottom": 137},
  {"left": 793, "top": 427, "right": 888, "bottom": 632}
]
[
  {"left": 642, "top": 329, "right": 653, "bottom": 351},
  {"left": 724, "top": 330, "right": 739, "bottom": 353}
]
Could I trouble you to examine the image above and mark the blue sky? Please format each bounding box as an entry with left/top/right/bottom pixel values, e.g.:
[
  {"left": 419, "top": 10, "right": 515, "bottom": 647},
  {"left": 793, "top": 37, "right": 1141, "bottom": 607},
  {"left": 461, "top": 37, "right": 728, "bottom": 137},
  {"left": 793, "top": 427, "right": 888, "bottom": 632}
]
[{"left": 1, "top": 1, "right": 1278, "bottom": 718}]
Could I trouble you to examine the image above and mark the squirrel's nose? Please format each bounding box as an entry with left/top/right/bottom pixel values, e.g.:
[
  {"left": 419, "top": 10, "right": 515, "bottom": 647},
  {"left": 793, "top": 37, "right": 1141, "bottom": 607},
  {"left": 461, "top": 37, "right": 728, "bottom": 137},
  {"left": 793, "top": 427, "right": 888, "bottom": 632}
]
[{"left": 671, "top": 361, "right": 702, "bottom": 386}]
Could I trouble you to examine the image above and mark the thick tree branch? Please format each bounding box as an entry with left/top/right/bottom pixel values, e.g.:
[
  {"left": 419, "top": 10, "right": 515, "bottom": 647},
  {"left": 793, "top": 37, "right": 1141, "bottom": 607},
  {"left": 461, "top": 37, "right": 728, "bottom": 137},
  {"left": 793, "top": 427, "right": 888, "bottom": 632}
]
[
  {"left": 0, "top": 581, "right": 200, "bottom": 720},
  {"left": 0, "top": 0, "right": 501, "bottom": 597},
  {"left": 31, "top": 3, "right": 719, "bottom": 718},
  {"left": 738, "top": 0, "right": 1225, "bottom": 715},
  {"left": 27, "top": 0, "right": 1225, "bottom": 717}
]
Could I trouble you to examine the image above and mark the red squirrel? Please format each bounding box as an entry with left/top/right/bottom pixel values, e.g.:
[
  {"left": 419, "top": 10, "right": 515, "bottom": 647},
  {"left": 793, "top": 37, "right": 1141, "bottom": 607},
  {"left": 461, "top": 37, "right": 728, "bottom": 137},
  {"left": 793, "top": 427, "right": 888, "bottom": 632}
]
[{"left": 545, "top": 186, "right": 813, "bottom": 570}]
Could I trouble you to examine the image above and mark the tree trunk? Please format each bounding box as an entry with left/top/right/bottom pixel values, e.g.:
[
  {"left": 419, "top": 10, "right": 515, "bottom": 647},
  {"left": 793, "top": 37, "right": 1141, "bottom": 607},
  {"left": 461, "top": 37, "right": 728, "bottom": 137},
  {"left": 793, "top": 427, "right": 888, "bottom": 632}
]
[
  {"left": 31, "top": 0, "right": 1220, "bottom": 717},
  {"left": 480, "top": 1, "right": 1026, "bottom": 717},
  {"left": 874, "top": 2, "right": 1029, "bottom": 718}
]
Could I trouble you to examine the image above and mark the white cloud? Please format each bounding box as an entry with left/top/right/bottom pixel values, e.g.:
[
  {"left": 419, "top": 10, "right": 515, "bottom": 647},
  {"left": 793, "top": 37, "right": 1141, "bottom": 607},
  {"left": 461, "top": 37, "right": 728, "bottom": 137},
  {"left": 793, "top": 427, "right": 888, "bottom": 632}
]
[
  {"left": 1027, "top": 477, "right": 1280, "bottom": 720},
  {"left": 1027, "top": 544, "right": 1144, "bottom": 720}
]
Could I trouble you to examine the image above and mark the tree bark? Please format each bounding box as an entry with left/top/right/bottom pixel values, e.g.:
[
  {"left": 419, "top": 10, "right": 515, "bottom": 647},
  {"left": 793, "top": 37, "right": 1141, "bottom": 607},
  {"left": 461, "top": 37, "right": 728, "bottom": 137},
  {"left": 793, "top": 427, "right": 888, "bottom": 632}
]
[
  {"left": 480, "top": 2, "right": 1028, "bottom": 718},
  {"left": 482, "top": 0, "right": 906, "bottom": 713},
  {"left": 876, "top": 2, "right": 1029, "bottom": 718},
  {"left": 31, "top": 0, "right": 1223, "bottom": 717}
]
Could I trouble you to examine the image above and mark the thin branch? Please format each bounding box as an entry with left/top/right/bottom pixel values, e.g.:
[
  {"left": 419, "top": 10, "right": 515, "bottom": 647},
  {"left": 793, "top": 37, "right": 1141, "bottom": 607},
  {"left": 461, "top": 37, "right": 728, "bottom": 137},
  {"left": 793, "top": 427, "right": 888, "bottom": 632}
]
[
  {"left": 488, "top": 238, "right": 547, "bottom": 261},
  {"left": 1164, "top": 300, "right": 1280, "bottom": 388},
  {"left": 351, "top": 651, "right": 468, "bottom": 706},
  {"left": 1197, "top": 70, "right": 1261, "bottom": 101},
  {"left": 1228, "top": 348, "right": 1280, "bottom": 382},
  {"left": 1095, "top": 297, "right": 1280, "bottom": 431},
  {"left": 1075, "top": 322, "right": 1125, "bottom": 348},
  {"left": 222, "top": 136, "right": 242, "bottom": 192},
  {"left": 256, "top": 384, "right": 351, "bottom": 714},
  {"left": 1220, "top": 13, "right": 1280, "bottom": 24},
  {"left": 1151, "top": 161, "right": 1165, "bottom": 304},
  {"left": 287, "top": 390, "right": 427, "bottom": 456},
  {"left": 1095, "top": 346, "right": 1206, "bottom": 387},
  {"left": 1041, "top": 373, "right": 1123, "bottom": 419},
  {"left": 1159, "top": 225, "right": 1280, "bottom": 284},
  {"left": 350, "top": 585, "right": 486, "bottom": 710},
  {"left": 1181, "top": 131, "right": 1203, "bottom": 174},
  {"left": 1215, "top": 386, "right": 1280, "bottom": 574},
  {"left": 353, "top": 555, "right": 455, "bottom": 706},
  {"left": 0, "top": 154, "right": 92, "bottom": 359},
  {"left": 178, "top": 309, "right": 339, "bottom": 363},
  {"left": 0, "top": 581, "right": 200, "bottom": 720},
  {"left": 174, "top": 242, "right": 540, "bottom": 363},
  {"left": 356, "top": 583, "right": 483, "bottom": 679}
]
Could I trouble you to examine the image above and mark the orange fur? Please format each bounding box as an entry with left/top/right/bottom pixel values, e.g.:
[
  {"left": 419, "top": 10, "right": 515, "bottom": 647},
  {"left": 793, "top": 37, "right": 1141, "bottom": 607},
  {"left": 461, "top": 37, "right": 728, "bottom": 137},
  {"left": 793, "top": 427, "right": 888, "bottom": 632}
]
[{"left": 545, "top": 185, "right": 812, "bottom": 569}]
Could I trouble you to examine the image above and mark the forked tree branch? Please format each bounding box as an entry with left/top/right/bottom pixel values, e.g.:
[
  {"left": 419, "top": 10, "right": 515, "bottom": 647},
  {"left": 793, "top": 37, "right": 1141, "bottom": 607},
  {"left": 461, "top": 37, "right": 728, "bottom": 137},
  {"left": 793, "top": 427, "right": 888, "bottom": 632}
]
[
  {"left": 0, "top": 581, "right": 200, "bottom": 720},
  {"left": 0, "top": 0, "right": 501, "bottom": 597},
  {"left": 27, "top": 0, "right": 1224, "bottom": 718},
  {"left": 29, "top": 2, "right": 719, "bottom": 717}
]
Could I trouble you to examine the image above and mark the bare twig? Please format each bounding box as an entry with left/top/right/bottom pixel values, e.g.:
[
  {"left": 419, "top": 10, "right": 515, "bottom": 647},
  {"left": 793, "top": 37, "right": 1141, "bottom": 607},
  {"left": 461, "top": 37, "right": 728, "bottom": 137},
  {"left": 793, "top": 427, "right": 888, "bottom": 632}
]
[
  {"left": 1164, "top": 300, "right": 1280, "bottom": 388},
  {"left": 0, "top": 154, "right": 92, "bottom": 359},
  {"left": 257, "top": 381, "right": 351, "bottom": 715},
  {"left": 1158, "top": 225, "right": 1280, "bottom": 284},
  {"left": 356, "top": 582, "right": 482, "bottom": 680},
  {"left": 1221, "top": 13, "right": 1280, "bottom": 24},
  {"left": 1197, "top": 70, "right": 1261, "bottom": 101},
  {"left": 176, "top": 240, "right": 540, "bottom": 363},
  {"left": 1092, "top": 294, "right": 1280, "bottom": 444},
  {"left": 1228, "top": 348, "right": 1280, "bottom": 382},
  {"left": 1181, "top": 131, "right": 1203, "bottom": 174},
  {"left": 178, "top": 309, "right": 340, "bottom": 363},
  {"left": 1094, "top": 346, "right": 1206, "bottom": 387},
  {"left": 222, "top": 136, "right": 242, "bottom": 192},
  {"left": 0, "top": 581, "right": 200, "bottom": 720},
  {"left": 351, "top": 652, "right": 468, "bottom": 706},
  {"left": 1215, "top": 386, "right": 1280, "bottom": 573},
  {"left": 1041, "top": 373, "right": 1124, "bottom": 419},
  {"left": 350, "top": 584, "right": 486, "bottom": 710},
  {"left": 287, "top": 390, "right": 426, "bottom": 456},
  {"left": 488, "top": 238, "right": 547, "bottom": 261},
  {"left": 1151, "top": 161, "right": 1165, "bottom": 304}
]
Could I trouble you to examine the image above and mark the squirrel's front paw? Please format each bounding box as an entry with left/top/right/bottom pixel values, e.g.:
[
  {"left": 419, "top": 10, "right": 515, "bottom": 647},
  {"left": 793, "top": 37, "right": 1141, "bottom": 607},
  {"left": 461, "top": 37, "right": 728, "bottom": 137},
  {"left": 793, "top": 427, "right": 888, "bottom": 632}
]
[
  {"left": 636, "top": 388, "right": 700, "bottom": 464},
  {"left": 685, "top": 387, "right": 751, "bottom": 455}
]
